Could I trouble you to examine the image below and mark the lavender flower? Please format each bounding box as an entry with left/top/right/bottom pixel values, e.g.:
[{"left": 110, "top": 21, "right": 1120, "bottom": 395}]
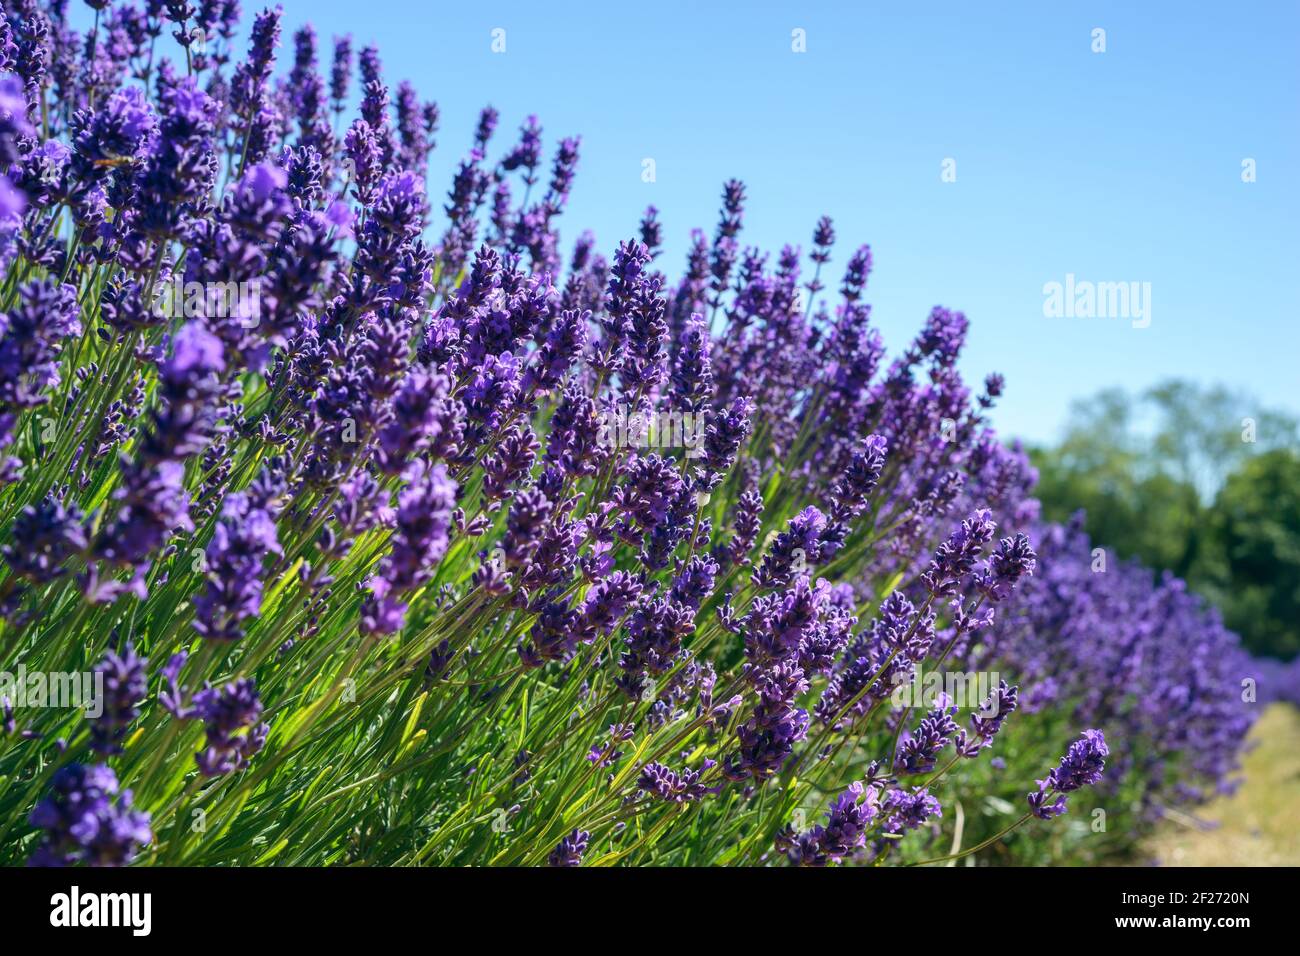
[
  {"left": 694, "top": 395, "right": 754, "bottom": 492},
  {"left": 783, "top": 779, "right": 879, "bottom": 866},
  {"left": 89, "top": 643, "right": 148, "bottom": 755},
  {"left": 548, "top": 829, "right": 589, "bottom": 867},
  {"left": 894, "top": 706, "right": 959, "bottom": 775},
  {"left": 638, "top": 760, "right": 717, "bottom": 803},
  {"left": 133, "top": 76, "right": 217, "bottom": 240},
  {"left": 0, "top": 279, "right": 81, "bottom": 412},
  {"left": 329, "top": 34, "right": 352, "bottom": 113},
  {"left": 752, "top": 505, "right": 827, "bottom": 589},
  {"left": 28, "top": 764, "right": 152, "bottom": 866},
  {"left": 2, "top": 496, "right": 88, "bottom": 583},
  {"left": 955, "top": 681, "right": 1018, "bottom": 757},
  {"left": 920, "top": 509, "right": 998, "bottom": 597},
  {"left": 827, "top": 434, "right": 887, "bottom": 524},
  {"left": 1028, "top": 729, "right": 1108, "bottom": 819},
  {"left": 881, "top": 786, "right": 942, "bottom": 835},
  {"left": 978, "top": 532, "right": 1036, "bottom": 602},
  {"left": 361, "top": 462, "right": 456, "bottom": 636},
  {"left": 192, "top": 487, "right": 283, "bottom": 642},
  {"left": 192, "top": 678, "right": 270, "bottom": 777}
]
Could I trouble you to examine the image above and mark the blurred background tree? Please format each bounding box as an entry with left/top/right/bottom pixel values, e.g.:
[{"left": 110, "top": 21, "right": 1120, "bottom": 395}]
[{"left": 1029, "top": 380, "right": 1300, "bottom": 660}]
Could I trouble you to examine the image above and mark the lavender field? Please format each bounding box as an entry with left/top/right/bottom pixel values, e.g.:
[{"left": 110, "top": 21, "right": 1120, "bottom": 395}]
[{"left": 0, "top": 0, "right": 1294, "bottom": 874}]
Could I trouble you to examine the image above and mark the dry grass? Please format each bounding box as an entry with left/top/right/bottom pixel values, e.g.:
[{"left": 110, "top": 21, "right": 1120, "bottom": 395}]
[{"left": 1141, "top": 703, "right": 1300, "bottom": 866}]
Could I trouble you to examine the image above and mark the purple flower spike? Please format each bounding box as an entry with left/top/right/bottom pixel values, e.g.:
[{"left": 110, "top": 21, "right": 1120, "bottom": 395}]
[
  {"left": 1028, "top": 729, "right": 1108, "bottom": 819},
  {"left": 978, "top": 532, "right": 1037, "bottom": 602},
  {"left": 548, "top": 828, "right": 589, "bottom": 867},
  {"left": 881, "top": 786, "right": 942, "bottom": 835},
  {"left": 89, "top": 643, "right": 148, "bottom": 756},
  {"left": 28, "top": 764, "right": 152, "bottom": 867},
  {"left": 192, "top": 488, "right": 283, "bottom": 642},
  {"left": 895, "top": 706, "right": 959, "bottom": 775},
  {"left": 361, "top": 462, "right": 457, "bottom": 636},
  {"left": 192, "top": 678, "right": 270, "bottom": 777},
  {"left": 783, "top": 779, "right": 880, "bottom": 866}
]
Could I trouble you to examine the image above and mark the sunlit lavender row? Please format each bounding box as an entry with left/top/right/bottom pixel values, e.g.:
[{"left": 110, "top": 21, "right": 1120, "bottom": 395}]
[{"left": 0, "top": 0, "right": 1253, "bottom": 866}]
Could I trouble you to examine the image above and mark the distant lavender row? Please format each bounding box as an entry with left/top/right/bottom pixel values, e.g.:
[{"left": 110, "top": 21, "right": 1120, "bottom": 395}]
[
  {"left": 0, "top": 0, "right": 1253, "bottom": 867},
  {"left": 1248, "top": 655, "right": 1300, "bottom": 709},
  {"left": 987, "top": 516, "right": 1257, "bottom": 819}
]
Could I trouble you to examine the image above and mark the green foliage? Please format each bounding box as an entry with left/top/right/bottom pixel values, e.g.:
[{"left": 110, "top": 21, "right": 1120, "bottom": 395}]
[{"left": 1203, "top": 450, "right": 1300, "bottom": 661}]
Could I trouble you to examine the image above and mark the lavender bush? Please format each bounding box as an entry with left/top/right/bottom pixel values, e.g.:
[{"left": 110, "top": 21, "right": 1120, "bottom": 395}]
[
  {"left": 0, "top": 0, "right": 1256, "bottom": 867},
  {"left": 959, "top": 517, "right": 1259, "bottom": 863}
]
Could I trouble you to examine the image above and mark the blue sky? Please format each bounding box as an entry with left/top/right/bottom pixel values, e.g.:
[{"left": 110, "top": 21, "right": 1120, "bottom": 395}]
[{"left": 82, "top": 0, "right": 1300, "bottom": 444}]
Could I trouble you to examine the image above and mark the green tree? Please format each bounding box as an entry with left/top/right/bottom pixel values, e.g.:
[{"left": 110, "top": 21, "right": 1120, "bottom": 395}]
[
  {"left": 1202, "top": 450, "right": 1300, "bottom": 660},
  {"left": 1029, "top": 380, "right": 1300, "bottom": 659}
]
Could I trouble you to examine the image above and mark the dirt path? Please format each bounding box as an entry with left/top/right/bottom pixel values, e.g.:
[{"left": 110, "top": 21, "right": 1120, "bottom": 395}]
[{"left": 1142, "top": 703, "right": 1300, "bottom": 866}]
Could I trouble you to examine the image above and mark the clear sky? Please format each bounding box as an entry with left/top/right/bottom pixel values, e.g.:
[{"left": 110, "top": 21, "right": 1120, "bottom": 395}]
[{"left": 82, "top": 0, "right": 1300, "bottom": 445}]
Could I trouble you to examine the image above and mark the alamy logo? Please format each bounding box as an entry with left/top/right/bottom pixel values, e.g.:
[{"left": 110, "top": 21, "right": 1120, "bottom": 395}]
[
  {"left": 151, "top": 277, "right": 263, "bottom": 327},
  {"left": 0, "top": 666, "right": 103, "bottom": 718},
  {"left": 50, "top": 886, "right": 151, "bottom": 936},
  {"left": 598, "top": 405, "right": 706, "bottom": 458},
  {"left": 1042, "top": 273, "right": 1151, "bottom": 328},
  {"left": 890, "top": 663, "right": 1002, "bottom": 715}
]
